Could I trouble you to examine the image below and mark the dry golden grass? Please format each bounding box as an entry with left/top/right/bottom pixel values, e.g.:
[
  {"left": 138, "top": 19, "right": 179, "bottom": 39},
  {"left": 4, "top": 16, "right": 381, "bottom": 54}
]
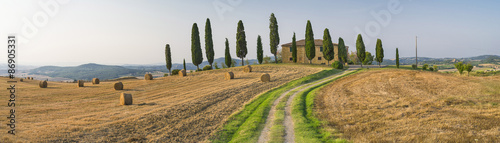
[
  {"left": 0, "top": 64, "right": 325, "bottom": 142},
  {"left": 316, "top": 69, "right": 500, "bottom": 142}
]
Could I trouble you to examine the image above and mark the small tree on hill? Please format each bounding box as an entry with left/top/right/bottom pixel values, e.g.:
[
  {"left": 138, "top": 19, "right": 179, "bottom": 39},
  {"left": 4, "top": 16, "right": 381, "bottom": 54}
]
[
  {"left": 323, "top": 28, "right": 334, "bottom": 66},
  {"left": 225, "top": 38, "right": 232, "bottom": 68},
  {"left": 257, "top": 35, "right": 263, "bottom": 64},
  {"left": 356, "top": 34, "right": 366, "bottom": 68},
  {"left": 396, "top": 48, "right": 400, "bottom": 68},
  {"left": 305, "top": 20, "right": 315, "bottom": 64},
  {"left": 455, "top": 62, "right": 465, "bottom": 75},
  {"left": 292, "top": 32, "right": 297, "bottom": 63},
  {"left": 375, "top": 39, "right": 384, "bottom": 67},
  {"left": 165, "top": 44, "right": 172, "bottom": 75},
  {"left": 214, "top": 61, "right": 219, "bottom": 69},
  {"left": 423, "top": 64, "right": 429, "bottom": 70},
  {"left": 465, "top": 63, "right": 474, "bottom": 76},
  {"left": 362, "top": 51, "right": 374, "bottom": 65}
]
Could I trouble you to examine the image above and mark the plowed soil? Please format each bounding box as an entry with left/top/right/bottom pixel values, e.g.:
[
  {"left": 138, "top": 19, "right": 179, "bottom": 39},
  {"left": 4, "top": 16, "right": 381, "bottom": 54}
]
[
  {"left": 0, "top": 64, "right": 325, "bottom": 142},
  {"left": 316, "top": 69, "right": 500, "bottom": 142}
]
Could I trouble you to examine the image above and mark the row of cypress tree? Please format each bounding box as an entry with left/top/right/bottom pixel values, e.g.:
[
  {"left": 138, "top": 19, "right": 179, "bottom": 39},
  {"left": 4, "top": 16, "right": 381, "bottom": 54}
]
[
  {"left": 165, "top": 14, "right": 387, "bottom": 74},
  {"left": 165, "top": 14, "right": 281, "bottom": 73},
  {"left": 293, "top": 20, "right": 385, "bottom": 68}
]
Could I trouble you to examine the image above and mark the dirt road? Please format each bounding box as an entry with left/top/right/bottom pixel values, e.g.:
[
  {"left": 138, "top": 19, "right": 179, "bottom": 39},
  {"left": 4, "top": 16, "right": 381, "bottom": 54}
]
[{"left": 258, "top": 69, "right": 356, "bottom": 143}]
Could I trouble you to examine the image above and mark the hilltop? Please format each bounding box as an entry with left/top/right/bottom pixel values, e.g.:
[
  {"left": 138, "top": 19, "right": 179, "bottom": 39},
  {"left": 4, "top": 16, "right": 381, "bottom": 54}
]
[
  {"left": 316, "top": 69, "right": 500, "bottom": 142},
  {"left": 381, "top": 55, "right": 500, "bottom": 66},
  {"left": 0, "top": 64, "right": 326, "bottom": 142}
]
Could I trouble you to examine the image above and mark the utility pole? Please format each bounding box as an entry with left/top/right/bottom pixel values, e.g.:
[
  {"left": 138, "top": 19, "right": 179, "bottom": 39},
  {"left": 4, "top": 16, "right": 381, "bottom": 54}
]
[{"left": 415, "top": 36, "right": 418, "bottom": 68}]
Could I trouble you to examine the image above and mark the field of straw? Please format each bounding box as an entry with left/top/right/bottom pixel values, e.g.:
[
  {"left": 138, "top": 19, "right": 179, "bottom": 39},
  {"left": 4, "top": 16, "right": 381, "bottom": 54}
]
[
  {"left": 316, "top": 69, "right": 500, "bottom": 142},
  {"left": 0, "top": 64, "right": 325, "bottom": 142}
]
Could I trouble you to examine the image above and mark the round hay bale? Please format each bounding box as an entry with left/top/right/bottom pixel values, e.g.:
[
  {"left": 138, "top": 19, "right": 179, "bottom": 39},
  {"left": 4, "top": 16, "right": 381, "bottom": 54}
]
[
  {"left": 144, "top": 73, "right": 153, "bottom": 80},
  {"left": 92, "top": 78, "right": 100, "bottom": 84},
  {"left": 243, "top": 65, "right": 252, "bottom": 72},
  {"left": 39, "top": 81, "right": 47, "bottom": 88},
  {"left": 77, "top": 80, "right": 84, "bottom": 87},
  {"left": 261, "top": 73, "right": 270, "bottom": 82},
  {"left": 114, "top": 82, "right": 124, "bottom": 90},
  {"left": 120, "top": 93, "right": 133, "bottom": 105},
  {"left": 225, "top": 72, "right": 234, "bottom": 80},
  {"left": 179, "top": 69, "right": 186, "bottom": 77}
]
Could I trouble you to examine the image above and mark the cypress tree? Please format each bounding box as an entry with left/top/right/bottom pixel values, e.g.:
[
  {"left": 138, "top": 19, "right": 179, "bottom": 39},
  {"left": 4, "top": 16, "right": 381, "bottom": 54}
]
[
  {"left": 375, "top": 39, "right": 384, "bottom": 67},
  {"left": 225, "top": 38, "right": 232, "bottom": 67},
  {"left": 322, "top": 28, "right": 334, "bottom": 66},
  {"left": 165, "top": 44, "right": 172, "bottom": 75},
  {"left": 338, "top": 37, "right": 347, "bottom": 65},
  {"left": 356, "top": 34, "right": 366, "bottom": 68},
  {"left": 257, "top": 35, "right": 263, "bottom": 64},
  {"left": 269, "top": 13, "right": 280, "bottom": 63},
  {"left": 191, "top": 23, "right": 203, "bottom": 70},
  {"left": 292, "top": 32, "right": 297, "bottom": 63},
  {"left": 236, "top": 20, "right": 247, "bottom": 66},
  {"left": 183, "top": 59, "right": 186, "bottom": 71},
  {"left": 205, "top": 18, "right": 215, "bottom": 67},
  {"left": 396, "top": 48, "right": 400, "bottom": 68},
  {"left": 305, "top": 20, "right": 315, "bottom": 64}
]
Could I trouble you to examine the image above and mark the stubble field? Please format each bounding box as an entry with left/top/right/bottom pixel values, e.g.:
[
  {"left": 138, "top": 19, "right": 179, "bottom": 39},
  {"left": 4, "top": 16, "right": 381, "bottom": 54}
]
[
  {"left": 0, "top": 64, "right": 326, "bottom": 142},
  {"left": 316, "top": 69, "right": 500, "bottom": 142}
]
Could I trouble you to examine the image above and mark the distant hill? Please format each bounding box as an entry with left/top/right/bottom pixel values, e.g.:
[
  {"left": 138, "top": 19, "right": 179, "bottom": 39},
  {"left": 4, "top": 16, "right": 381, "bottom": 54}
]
[
  {"left": 30, "top": 63, "right": 143, "bottom": 80},
  {"left": 124, "top": 57, "right": 263, "bottom": 71},
  {"left": 380, "top": 55, "right": 500, "bottom": 66}
]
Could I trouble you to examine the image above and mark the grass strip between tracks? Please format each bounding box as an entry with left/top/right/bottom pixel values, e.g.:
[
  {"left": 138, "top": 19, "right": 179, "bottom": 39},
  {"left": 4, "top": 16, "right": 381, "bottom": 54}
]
[
  {"left": 211, "top": 69, "right": 342, "bottom": 143},
  {"left": 292, "top": 69, "right": 361, "bottom": 143}
]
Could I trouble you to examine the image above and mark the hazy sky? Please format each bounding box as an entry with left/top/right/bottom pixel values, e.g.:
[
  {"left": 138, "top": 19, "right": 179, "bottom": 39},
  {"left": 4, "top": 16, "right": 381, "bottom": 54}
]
[{"left": 1, "top": 0, "right": 499, "bottom": 66}]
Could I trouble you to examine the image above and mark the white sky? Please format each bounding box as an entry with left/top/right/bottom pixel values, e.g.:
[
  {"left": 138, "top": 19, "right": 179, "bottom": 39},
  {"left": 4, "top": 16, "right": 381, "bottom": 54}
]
[{"left": 1, "top": 0, "right": 499, "bottom": 66}]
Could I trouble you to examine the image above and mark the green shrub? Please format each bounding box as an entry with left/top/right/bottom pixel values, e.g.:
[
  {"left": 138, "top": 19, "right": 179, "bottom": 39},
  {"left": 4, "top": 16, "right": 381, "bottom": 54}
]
[
  {"left": 412, "top": 64, "right": 417, "bottom": 69},
  {"left": 164, "top": 73, "right": 169, "bottom": 77},
  {"left": 214, "top": 62, "right": 220, "bottom": 69},
  {"left": 429, "top": 67, "right": 434, "bottom": 71},
  {"left": 172, "top": 69, "right": 181, "bottom": 75},
  {"left": 331, "top": 61, "right": 343, "bottom": 69},
  {"left": 422, "top": 64, "right": 429, "bottom": 70},
  {"left": 433, "top": 65, "right": 439, "bottom": 72},
  {"left": 203, "top": 65, "right": 213, "bottom": 71},
  {"left": 348, "top": 61, "right": 354, "bottom": 65}
]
